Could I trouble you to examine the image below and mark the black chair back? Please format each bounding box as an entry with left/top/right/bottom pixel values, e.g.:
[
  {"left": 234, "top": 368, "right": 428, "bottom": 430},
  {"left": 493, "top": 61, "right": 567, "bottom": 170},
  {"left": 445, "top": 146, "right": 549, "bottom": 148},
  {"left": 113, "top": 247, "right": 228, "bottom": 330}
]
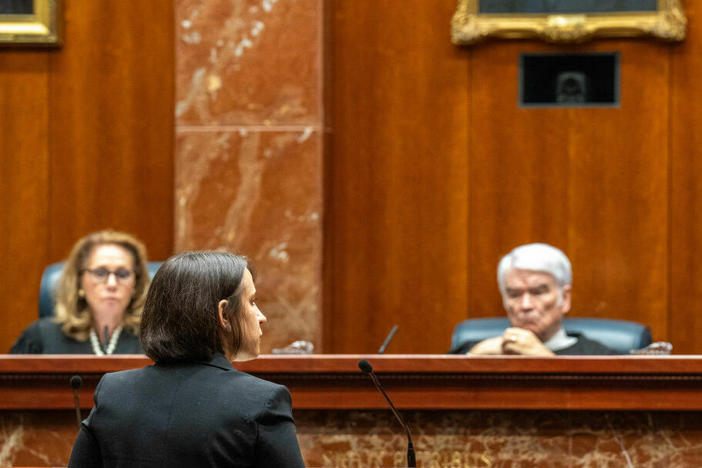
[{"left": 449, "top": 317, "right": 652, "bottom": 354}]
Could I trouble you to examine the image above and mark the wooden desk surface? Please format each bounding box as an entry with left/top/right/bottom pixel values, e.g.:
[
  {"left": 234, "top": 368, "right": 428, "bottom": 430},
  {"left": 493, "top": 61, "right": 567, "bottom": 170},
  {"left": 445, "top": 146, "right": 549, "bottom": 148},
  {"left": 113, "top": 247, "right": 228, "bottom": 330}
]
[{"left": 1, "top": 354, "right": 701, "bottom": 410}]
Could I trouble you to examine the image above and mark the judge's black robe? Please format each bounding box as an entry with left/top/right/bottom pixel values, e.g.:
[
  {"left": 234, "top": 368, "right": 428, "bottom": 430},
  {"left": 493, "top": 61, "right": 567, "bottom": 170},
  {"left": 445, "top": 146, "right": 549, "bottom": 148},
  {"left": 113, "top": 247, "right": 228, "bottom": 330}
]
[
  {"left": 9, "top": 317, "right": 142, "bottom": 354},
  {"left": 451, "top": 332, "right": 620, "bottom": 355}
]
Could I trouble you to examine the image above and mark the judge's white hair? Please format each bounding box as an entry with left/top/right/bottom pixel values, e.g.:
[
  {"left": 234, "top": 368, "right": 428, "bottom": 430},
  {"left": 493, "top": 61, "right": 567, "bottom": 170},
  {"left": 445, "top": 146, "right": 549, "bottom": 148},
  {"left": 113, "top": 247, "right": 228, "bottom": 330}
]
[{"left": 497, "top": 243, "right": 572, "bottom": 296}]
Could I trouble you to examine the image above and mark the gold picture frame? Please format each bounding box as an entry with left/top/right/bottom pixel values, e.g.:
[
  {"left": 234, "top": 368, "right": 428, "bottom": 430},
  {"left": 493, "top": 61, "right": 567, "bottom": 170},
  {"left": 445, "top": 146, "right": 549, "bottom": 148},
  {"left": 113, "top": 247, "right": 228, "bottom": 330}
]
[
  {"left": 0, "top": 0, "right": 61, "bottom": 46},
  {"left": 451, "top": 0, "right": 686, "bottom": 45}
]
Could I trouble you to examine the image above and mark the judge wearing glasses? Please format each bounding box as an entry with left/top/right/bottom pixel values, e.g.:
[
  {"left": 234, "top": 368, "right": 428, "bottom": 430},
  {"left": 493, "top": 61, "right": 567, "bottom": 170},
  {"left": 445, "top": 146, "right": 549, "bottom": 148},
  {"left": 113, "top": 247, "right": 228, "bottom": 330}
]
[{"left": 10, "top": 230, "right": 150, "bottom": 354}]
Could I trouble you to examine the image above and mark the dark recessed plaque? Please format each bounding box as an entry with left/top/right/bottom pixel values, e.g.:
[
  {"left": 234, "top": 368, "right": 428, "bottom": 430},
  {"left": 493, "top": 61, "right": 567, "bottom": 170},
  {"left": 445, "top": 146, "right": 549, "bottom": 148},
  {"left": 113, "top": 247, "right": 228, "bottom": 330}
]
[{"left": 519, "top": 52, "right": 619, "bottom": 108}]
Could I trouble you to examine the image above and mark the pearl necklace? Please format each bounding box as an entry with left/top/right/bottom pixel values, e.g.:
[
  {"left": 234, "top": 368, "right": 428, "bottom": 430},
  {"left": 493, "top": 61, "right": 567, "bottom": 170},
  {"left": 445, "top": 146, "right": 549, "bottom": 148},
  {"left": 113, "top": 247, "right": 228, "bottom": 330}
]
[{"left": 89, "top": 326, "right": 123, "bottom": 355}]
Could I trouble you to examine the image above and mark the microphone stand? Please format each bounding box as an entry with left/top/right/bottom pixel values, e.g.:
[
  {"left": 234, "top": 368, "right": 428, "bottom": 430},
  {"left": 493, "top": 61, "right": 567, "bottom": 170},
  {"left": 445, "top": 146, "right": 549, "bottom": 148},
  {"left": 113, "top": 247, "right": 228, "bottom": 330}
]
[
  {"left": 69, "top": 375, "right": 83, "bottom": 430},
  {"left": 377, "top": 325, "right": 399, "bottom": 354},
  {"left": 358, "top": 359, "right": 416, "bottom": 467}
]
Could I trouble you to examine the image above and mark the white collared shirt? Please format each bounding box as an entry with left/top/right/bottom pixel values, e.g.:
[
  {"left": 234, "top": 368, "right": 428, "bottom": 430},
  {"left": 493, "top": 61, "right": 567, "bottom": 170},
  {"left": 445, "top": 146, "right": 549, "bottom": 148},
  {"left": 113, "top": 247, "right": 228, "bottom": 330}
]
[{"left": 543, "top": 328, "right": 577, "bottom": 352}]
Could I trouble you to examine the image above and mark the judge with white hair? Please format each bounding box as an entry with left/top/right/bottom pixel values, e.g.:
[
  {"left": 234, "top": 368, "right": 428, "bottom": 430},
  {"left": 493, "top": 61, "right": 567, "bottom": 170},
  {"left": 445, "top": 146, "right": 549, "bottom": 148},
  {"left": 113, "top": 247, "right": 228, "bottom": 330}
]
[{"left": 461, "top": 243, "right": 617, "bottom": 356}]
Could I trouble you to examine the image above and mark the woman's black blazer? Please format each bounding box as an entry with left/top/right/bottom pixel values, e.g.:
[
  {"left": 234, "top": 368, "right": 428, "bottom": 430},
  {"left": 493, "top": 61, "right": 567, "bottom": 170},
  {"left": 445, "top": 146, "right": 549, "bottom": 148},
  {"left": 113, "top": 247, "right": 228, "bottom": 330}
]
[{"left": 68, "top": 353, "right": 305, "bottom": 467}]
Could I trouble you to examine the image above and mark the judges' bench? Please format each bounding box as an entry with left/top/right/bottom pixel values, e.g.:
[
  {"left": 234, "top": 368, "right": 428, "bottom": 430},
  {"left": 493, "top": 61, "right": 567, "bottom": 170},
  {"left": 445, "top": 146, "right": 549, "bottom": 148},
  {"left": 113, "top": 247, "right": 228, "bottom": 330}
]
[{"left": 1, "top": 355, "right": 702, "bottom": 467}]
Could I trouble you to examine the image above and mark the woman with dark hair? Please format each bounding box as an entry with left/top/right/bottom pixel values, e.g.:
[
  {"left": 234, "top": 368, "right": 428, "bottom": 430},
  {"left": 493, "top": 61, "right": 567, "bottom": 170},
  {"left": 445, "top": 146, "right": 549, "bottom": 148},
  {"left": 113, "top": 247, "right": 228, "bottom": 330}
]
[
  {"left": 11, "top": 230, "right": 149, "bottom": 354},
  {"left": 68, "top": 251, "right": 305, "bottom": 468}
]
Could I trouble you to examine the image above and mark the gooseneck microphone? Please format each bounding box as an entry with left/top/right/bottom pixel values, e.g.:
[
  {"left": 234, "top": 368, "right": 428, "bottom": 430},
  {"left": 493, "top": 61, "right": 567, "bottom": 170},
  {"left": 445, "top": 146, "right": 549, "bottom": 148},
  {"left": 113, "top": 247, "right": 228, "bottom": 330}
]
[
  {"left": 70, "top": 375, "right": 83, "bottom": 430},
  {"left": 377, "top": 325, "right": 399, "bottom": 354},
  {"left": 358, "top": 359, "right": 416, "bottom": 467}
]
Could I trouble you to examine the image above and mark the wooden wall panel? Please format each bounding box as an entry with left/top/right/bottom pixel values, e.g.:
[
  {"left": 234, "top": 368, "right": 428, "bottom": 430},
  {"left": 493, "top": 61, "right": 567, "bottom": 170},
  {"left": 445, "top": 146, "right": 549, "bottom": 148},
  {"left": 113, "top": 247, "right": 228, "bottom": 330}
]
[
  {"left": 671, "top": 2, "right": 702, "bottom": 354},
  {"left": 0, "top": 0, "right": 174, "bottom": 353},
  {"left": 567, "top": 42, "right": 669, "bottom": 339},
  {"left": 468, "top": 42, "right": 571, "bottom": 318},
  {"left": 48, "top": 0, "right": 174, "bottom": 261},
  {"left": 469, "top": 40, "right": 670, "bottom": 340},
  {"left": 0, "top": 52, "right": 49, "bottom": 352},
  {"left": 326, "top": 0, "right": 698, "bottom": 353},
  {"left": 326, "top": 0, "right": 470, "bottom": 353}
]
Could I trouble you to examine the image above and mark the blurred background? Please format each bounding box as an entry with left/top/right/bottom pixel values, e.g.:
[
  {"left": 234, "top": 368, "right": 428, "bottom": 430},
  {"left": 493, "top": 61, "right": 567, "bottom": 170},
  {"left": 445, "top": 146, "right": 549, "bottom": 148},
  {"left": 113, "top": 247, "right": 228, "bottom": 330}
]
[{"left": 1, "top": 0, "right": 700, "bottom": 354}]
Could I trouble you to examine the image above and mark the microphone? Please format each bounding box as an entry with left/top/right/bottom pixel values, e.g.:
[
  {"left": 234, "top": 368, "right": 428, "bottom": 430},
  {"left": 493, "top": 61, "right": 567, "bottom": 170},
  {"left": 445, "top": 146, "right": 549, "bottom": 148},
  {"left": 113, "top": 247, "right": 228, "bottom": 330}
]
[
  {"left": 70, "top": 375, "right": 83, "bottom": 430},
  {"left": 377, "top": 325, "right": 398, "bottom": 354},
  {"left": 103, "top": 325, "right": 109, "bottom": 353},
  {"left": 358, "top": 359, "right": 416, "bottom": 467}
]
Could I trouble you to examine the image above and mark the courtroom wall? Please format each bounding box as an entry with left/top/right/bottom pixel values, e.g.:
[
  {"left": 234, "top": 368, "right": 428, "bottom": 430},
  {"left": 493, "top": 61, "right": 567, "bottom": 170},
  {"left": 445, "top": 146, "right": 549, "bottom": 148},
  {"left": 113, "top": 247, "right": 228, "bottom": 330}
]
[
  {"left": 325, "top": 0, "right": 702, "bottom": 354},
  {"left": 0, "top": 1, "right": 174, "bottom": 352},
  {"left": 3, "top": 0, "right": 702, "bottom": 357}
]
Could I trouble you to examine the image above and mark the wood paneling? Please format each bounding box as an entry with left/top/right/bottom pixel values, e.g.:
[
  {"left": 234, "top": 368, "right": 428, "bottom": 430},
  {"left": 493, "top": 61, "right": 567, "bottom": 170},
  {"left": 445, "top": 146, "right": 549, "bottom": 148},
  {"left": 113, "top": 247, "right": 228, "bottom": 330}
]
[
  {"left": 0, "top": 0, "right": 174, "bottom": 352},
  {"left": 671, "top": 1, "right": 702, "bottom": 354},
  {"left": 568, "top": 41, "right": 670, "bottom": 338},
  {"left": 0, "top": 51, "right": 49, "bottom": 352},
  {"left": 469, "top": 42, "right": 572, "bottom": 318},
  {"left": 3, "top": 0, "right": 702, "bottom": 356},
  {"left": 469, "top": 40, "right": 671, "bottom": 336},
  {"left": 326, "top": 0, "right": 699, "bottom": 353},
  {"left": 48, "top": 0, "right": 174, "bottom": 260},
  {"left": 326, "top": 0, "right": 470, "bottom": 353},
  {"left": 4, "top": 355, "right": 702, "bottom": 410},
  {"left": 4, "top": 356, "right": 702, "bottom": 467}
]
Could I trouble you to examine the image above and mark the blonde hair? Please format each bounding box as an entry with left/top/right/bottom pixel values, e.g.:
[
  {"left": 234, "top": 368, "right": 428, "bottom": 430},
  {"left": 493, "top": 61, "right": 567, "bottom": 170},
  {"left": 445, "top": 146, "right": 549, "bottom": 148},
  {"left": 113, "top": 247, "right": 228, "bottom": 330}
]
[{"left": 53, "top": 230, "right": 150, "bottom": 341}]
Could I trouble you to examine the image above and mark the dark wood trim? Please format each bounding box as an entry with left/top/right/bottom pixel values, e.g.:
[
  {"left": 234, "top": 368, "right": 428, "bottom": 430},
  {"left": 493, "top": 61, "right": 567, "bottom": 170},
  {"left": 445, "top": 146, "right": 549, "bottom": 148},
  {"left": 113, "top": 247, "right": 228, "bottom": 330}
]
[{"left": 2, "top": 355, "right": 702, "bottom": 410}]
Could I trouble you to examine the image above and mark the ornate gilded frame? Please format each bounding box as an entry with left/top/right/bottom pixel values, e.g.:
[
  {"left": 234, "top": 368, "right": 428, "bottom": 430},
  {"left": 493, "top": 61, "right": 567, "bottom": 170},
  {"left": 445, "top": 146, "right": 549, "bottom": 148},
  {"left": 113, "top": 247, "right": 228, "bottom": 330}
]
[
  {"left": 451, "top": 0, "right": 686, "bottom": 45},
  {"left": 0, "top": 0, "right": 62, "bottom": 46}
]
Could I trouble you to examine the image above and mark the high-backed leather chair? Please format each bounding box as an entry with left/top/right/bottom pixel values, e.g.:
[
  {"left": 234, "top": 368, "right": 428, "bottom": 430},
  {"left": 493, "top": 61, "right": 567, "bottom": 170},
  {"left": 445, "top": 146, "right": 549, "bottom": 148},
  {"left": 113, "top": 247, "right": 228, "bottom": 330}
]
[
  {"left": 449, "top": 317, "right": 652, "bottom": 355},
  {"left": 38, "top": 261, "right": 162, "bottom": 318}
]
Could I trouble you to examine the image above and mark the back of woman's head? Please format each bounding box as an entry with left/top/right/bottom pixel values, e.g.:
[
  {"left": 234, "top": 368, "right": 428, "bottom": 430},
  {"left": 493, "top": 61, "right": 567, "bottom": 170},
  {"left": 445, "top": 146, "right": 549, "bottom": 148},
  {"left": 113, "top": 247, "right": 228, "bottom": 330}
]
[{"left": 140, "top": 251, "right": 249, "bottom": 363}]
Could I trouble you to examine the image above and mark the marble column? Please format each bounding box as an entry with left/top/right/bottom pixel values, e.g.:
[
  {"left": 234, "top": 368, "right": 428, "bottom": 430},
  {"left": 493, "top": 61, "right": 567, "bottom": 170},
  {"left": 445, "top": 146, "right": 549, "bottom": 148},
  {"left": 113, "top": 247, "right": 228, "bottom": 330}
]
[{"left": 175, "top": 0, "right": 323, "bottom": 351}]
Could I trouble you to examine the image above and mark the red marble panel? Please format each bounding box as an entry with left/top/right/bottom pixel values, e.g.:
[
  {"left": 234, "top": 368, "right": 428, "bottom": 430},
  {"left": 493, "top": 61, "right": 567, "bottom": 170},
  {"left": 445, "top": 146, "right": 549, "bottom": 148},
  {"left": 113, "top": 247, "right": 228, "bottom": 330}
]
[
  {"left": 7, "top": 410, "right": 702, "bottom": 467},
  {"left": 0, "top": 413, "right": 74, "bottom": 467},
  {"left": 295, "top": 410, "right": 702, "bottom": 468},
  {"left": 175, "top": 129, "right": 322, "bottom": 352},
  {"left": 175, "top": 0, "right": 321, "bottom": 125}
]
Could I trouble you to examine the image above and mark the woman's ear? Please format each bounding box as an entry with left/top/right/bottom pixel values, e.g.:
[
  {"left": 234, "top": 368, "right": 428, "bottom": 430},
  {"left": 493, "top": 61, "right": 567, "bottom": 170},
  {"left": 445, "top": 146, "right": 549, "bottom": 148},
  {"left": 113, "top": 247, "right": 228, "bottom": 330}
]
[{"left": 217, "top": 299, "right": 230, "bottom": 330}]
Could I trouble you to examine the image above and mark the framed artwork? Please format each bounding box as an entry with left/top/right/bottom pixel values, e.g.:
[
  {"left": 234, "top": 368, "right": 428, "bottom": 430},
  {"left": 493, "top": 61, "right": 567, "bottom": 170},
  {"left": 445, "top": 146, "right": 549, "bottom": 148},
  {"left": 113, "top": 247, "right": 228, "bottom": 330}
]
[
  {"left": 451, "top": 0, "right": 686, "bottom": 45},
  {"left": 0, "top": 0, "right": 61, "bottom": 46}
]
